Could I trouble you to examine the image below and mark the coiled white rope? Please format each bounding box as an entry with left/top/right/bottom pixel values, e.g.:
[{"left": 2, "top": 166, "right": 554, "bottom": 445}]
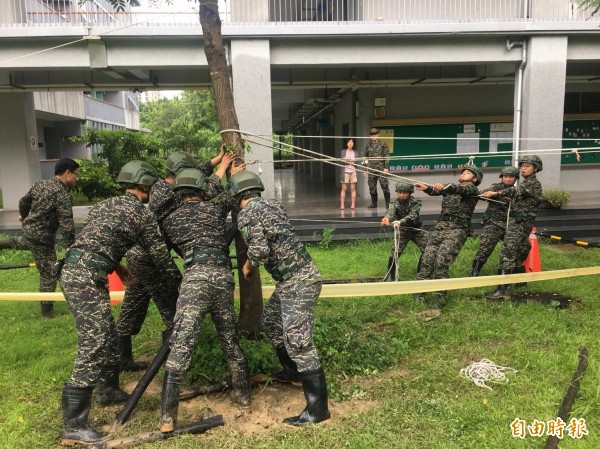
[{"left": 460, "top": 359, "right": 518, "bottom": 391}]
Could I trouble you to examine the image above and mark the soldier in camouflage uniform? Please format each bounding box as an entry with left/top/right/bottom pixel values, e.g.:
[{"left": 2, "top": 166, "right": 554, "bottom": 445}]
[
  {"left": 116, "top": 149, "right": 226, "bottom": 372},
  {"left": 158, "top": 154, "right": 252, "bottom": 432},
  {"left": 414, "top": 167, "right": 482, "bottom": 308},
  {"left": 58, "top": 161, "right": 180, "bottom": 446},
  {"left": 482, "top": 155, "right": 543, "bottom": 299},
  {"left": 470, "top": 166, "right": 519, "bottom": 277},
  {"left": 0, "top": 158, "right": 79, "bottom": 318},
  {"left": 362, "top": 127, "right": 391, "bottom": 209},
  {"left": 228, "top": 171, "right": 331, "bottom": 427},
  {"left": 380, "top": 181, "right": 428, "bottom": 281}
]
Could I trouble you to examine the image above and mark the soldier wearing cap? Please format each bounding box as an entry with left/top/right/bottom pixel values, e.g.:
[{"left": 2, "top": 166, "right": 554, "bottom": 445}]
[
  {"left": 482, "top": 155, "right": 544, "bottom": 299},
  {"left": 228, "top": 171, "right": 330, "bottom": 427},
  {"left": 57, "top": 160, "right": 180, "bottom": 446},
  {"left": 380, "top": 181, "right": 428, "bottom": 281},
  {"left": 0, "top": 158, "right": 79, "bottom": 318},
  {"left": 414, "top": 166, "right": 482, "bottom": 308},
  {"left": 470, "top": 166, "right": 519, "bottom": 277},
  {"left": 362, "top": 127, "right": 391, "bottom": 209}
]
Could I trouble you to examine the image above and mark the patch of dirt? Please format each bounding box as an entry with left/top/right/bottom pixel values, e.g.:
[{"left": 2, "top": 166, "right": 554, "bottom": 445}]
[{"left": 546, "top": 243, "right": 587, "bottom": 253}]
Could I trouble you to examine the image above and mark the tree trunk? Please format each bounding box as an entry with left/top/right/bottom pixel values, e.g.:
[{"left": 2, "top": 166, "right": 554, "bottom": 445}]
[{"left": 199, "top": 0, "right": 264, "bottom": 338}]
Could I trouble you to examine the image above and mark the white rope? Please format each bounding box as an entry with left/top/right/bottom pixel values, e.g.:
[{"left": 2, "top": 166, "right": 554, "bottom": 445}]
[{"left": 460, "top": 359, "right": 518, "bottom": 391}]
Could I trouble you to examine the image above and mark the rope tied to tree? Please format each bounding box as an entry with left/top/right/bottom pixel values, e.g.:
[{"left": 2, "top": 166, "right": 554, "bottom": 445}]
[{"left": 460, "top": 359, "right": 517, "bottom": 391}]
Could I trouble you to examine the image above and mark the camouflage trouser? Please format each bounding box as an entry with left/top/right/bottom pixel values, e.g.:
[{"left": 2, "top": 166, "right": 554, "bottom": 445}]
[
  {"left": 388, "top": 229, "right": 429, "bottom": 259},
  {"left": 500, "top": 219, "right": 532, "bottom": 272},
  {"left": 116, "top": 247, "right": 180, "bottom": 336},
  {"left": 367, "top": 173, "right": 390, "bottom": 196},
  {"left": 7, "top": 236, "right": 57, "bottom": 304},
  {"left": 262, "top": 262, "right": 322, "bottom": 373},
  {"left": 165, "top": 264, "right": 246, "bottom": 374},
  {"left": 60, "top": 264, "right": 119, "bottom": 388},
  {"left": 474, "top": 220, "right": 506, "bottom": 264},
  {"left": 417, "top": 222, "right": 468, "bottom": 280}
]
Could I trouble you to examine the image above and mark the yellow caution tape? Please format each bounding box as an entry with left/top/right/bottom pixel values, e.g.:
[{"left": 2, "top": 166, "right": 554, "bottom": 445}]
[{"left": 1, "top": 266, "right": 600, "bottom": 302}]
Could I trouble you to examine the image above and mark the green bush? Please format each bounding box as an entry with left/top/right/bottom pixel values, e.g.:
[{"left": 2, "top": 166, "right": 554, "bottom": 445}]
[
  {"left": 75, "top": 157, "right": 120, "bottom": 202},
  {"left": 542, "top": 188, "right": 571, "bottom": 208}
]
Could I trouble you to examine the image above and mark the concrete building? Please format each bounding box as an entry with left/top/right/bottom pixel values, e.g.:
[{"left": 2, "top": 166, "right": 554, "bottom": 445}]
[{"left": 1, "top": 0, "right": 599, "bottom": 209}]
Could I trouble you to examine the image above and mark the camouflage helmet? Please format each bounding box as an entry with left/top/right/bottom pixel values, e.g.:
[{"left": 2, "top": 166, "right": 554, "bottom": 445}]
[
  {"left": 519, "top": 155, "right": 543, "bottom": 172},
  {"left": 499, "top": 166, "right": 520, "bottom": 178},
  {"left": 461, "top": 166, "right": 483, "bottom": 186},
  {"left": 117, "top": 160, "right": 158, "bottom": 186},
  {"left": 227, "top": 171, "right": 265, "bottom": 197},
  {"left": 165, "top": 151, "right": 199, "bottom": 176},
  {"left": 173, "top": 168, "right": 208, "bottom": 194},
  {"left": 395, "top": 181, "right": 414, "bottom": 193}
]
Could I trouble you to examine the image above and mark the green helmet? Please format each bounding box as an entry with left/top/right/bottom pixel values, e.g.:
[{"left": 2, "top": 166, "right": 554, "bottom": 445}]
[
  {"left": 165, "top": 151, "right": 199, "bottom": 176},
  {"left": 117, "top": 160, "right": 158, "bottom": 186},
  {"left": 500, "top": 166, "right": 520, "bottom": 178},
  {"left": 173, "top": 168, "right": 208, "bottom": 194},
  {"left": 395, "top": 181, "right": 414, "bottom": 193},
  {"left": 519, "top": 155, "right": 543, "bottom": 172},
  {"left": 227, "top": 171, "right": 265, "bottom": 197},
  {"left": 462, "top": 166, "right": 483, "bottom": 186}
]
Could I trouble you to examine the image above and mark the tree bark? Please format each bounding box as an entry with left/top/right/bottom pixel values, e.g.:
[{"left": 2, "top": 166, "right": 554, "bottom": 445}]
[{"left": 199, "top": 0, "right": 264, "bottom": 338}]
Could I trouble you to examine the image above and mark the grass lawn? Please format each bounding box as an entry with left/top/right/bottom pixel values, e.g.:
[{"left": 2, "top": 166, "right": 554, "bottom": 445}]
[{"left": 0, "top": 237, "right": 599, "bottom": 448}]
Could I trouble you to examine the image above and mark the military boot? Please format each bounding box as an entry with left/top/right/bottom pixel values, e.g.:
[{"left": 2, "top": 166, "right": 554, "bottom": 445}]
[
  {"left": 118, "top": 335, "right": 149, "bottom": 372},
  {"left": 383, "top": 257, "right": 396, "bottom": 282},
  {"left": 40, "top": 301, "right": 56, "bottom": 318},
  {"left": 0, "top": 240, "right": 11, "bottom": 250},
  {"left": 383, "top": 191, "right": 391, "bottom": 209},
  {"left": 367, "top": 193, "right": 378, "bottom": 208},
  {"left": 60, "top": 385, "right": 107, "bottom": 446},
  {"left": 96, "top": 365, "right": 130, "bottom": 405},
  {"left": 160, "top": 371, "right": 182, "bottom": 432},
  {"left": 486, "top": 270, "right": 514, "bottom": 300},
  {"left": 283, "top": 367, "right": 331, "bottom": 426},
  {"left": 272, "top": 346, "right": 301, "bottom": 384},
  {"left": 469, "top": 260, "right": 485, "bottom": 277},
  {"left": 229, "top": 360, "right": 251, "bottom": 406},
  {"left": 514, "top": 265, "right": 528, "bottom": 288},
  {"left": 431, "top": 291, "right": 448, "bottom": 309}
]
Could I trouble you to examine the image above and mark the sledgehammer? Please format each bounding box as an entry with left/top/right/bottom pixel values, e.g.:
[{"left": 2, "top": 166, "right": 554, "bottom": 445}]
[{"left": 73, "top": 415, "right": 224, "bottom": 449}]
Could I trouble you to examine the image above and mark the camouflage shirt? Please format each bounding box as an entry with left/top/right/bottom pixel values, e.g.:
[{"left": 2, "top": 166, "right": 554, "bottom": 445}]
[
  {"left": 162, "top": 177, "right": 231, "bottom": 260},
  {"left": 424, "top": 183, "right": 479, "bottom": 225},
  {"left": 498, "top": 174, "right": 543, "bottom": 224},
  {"left": 69, "top": 192, "right": 177, "bottom": 275},
  {"left": 481, "top": 182, "right": 511, "bottom": 223},
  {"left": 238, "top": 197, "right": 314, "bottom": 280},
  {"left": 19, "top": 177, "right": 75, "bottom": 247},
  {"left": 363, "top": 140, "right": 390, "bottom": 171},
  {"left": 384, "top": 196, "right": 423, "bottom": 228}
]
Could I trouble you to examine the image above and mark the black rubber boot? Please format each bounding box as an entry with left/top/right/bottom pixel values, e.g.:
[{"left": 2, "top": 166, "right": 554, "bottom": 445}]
[
  {"left": 514, "top": 265, "right": 528, "bottom": 288},
  {"left": 118, "top": 335, "right": 149, "bottom": 372},
  {"left": 383, "top": 191, "right": 391, "bottom": 209},
  {"left": 272, "top": 346, "right": 300, "bottom": 384},
  {"left": 487, "top": 270, "right": 513, "bottom": 300},
  {"left": 414, "top": 293, "right": 424, "bottom": 302},
  {"left": 41, "top": 302, "right": 56, "bottom": 318},
  {"left": 367, "top": 193, "right": 378, "bottom": 208},
  {"left": 283, "top": 367, "right": 331, "bottom": 426},
  {"left": 229, "top": 360, "right": 251, "bottom": 406},
  {"left": 469, "top": 260, "right": 485, "bottom": 277},
  {"left": 60, "top": 385, "right": 108, "bottom": 446},
  {"left": 96, "top": 365, "right": 130, "bottom": 405},
  {"left": 431, "top": 291, "right": 448, "bottom": 309},
  {"left": 383, "top": 257, "right": 396, "bottom": 282},
  {"left": 0, "top": 240, "right": 11, "bottom": 250},
  {"left": 160, "top": 371, "right": 182, "bottom": 432}
]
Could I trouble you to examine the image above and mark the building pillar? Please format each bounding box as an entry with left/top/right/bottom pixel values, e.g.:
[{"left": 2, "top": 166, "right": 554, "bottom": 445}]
[
  {"left": 230, "top": 39, "right": 274, "bottom": 198},
  {"left": 519, "top": 36, "right": 568, "bottom": 189},
  {"left": 0, "top": 92, "right": 40, "bottom": 210}
]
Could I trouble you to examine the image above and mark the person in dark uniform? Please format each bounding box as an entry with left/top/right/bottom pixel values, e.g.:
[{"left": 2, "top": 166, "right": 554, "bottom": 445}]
[
  {"left": 0, "top": 158, "right": 79, "bottom": 317},
  {"left": 57, "top": 160, "right": 180, "bottom": 446},
  {"left": 380, "top": 181, "right": 428, "bottom": 281},
  {"left": 470, "top": 166, "right": 519, "bottom": 277},
  {"left": 362, "top": 127, "right": 391, "bottom": 209},
  {"left": 482, "top": 155, "right": 543, "bottom": 299},
  {"left": 158, "top": 153, "right": 252, "bottom": 432},
  {"left": 228, "top": 171, "right": 330, "bottom": 427},
  {"left": 414, "top": 167, "right": 482, "bottom": 308}
]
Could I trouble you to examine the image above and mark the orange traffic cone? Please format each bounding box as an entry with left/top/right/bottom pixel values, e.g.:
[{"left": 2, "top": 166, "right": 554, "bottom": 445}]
[
  {"left": 107, "top": 272, "right": 124, "bottom": 306},
  {"left": 523, "top": 227, "right": 542, "bottom": 273}
]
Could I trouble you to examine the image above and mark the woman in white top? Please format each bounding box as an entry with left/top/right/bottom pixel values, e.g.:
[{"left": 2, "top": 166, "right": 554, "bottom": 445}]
[{"left": 340, "top": 138, "right": 357, "bottom": 209}]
